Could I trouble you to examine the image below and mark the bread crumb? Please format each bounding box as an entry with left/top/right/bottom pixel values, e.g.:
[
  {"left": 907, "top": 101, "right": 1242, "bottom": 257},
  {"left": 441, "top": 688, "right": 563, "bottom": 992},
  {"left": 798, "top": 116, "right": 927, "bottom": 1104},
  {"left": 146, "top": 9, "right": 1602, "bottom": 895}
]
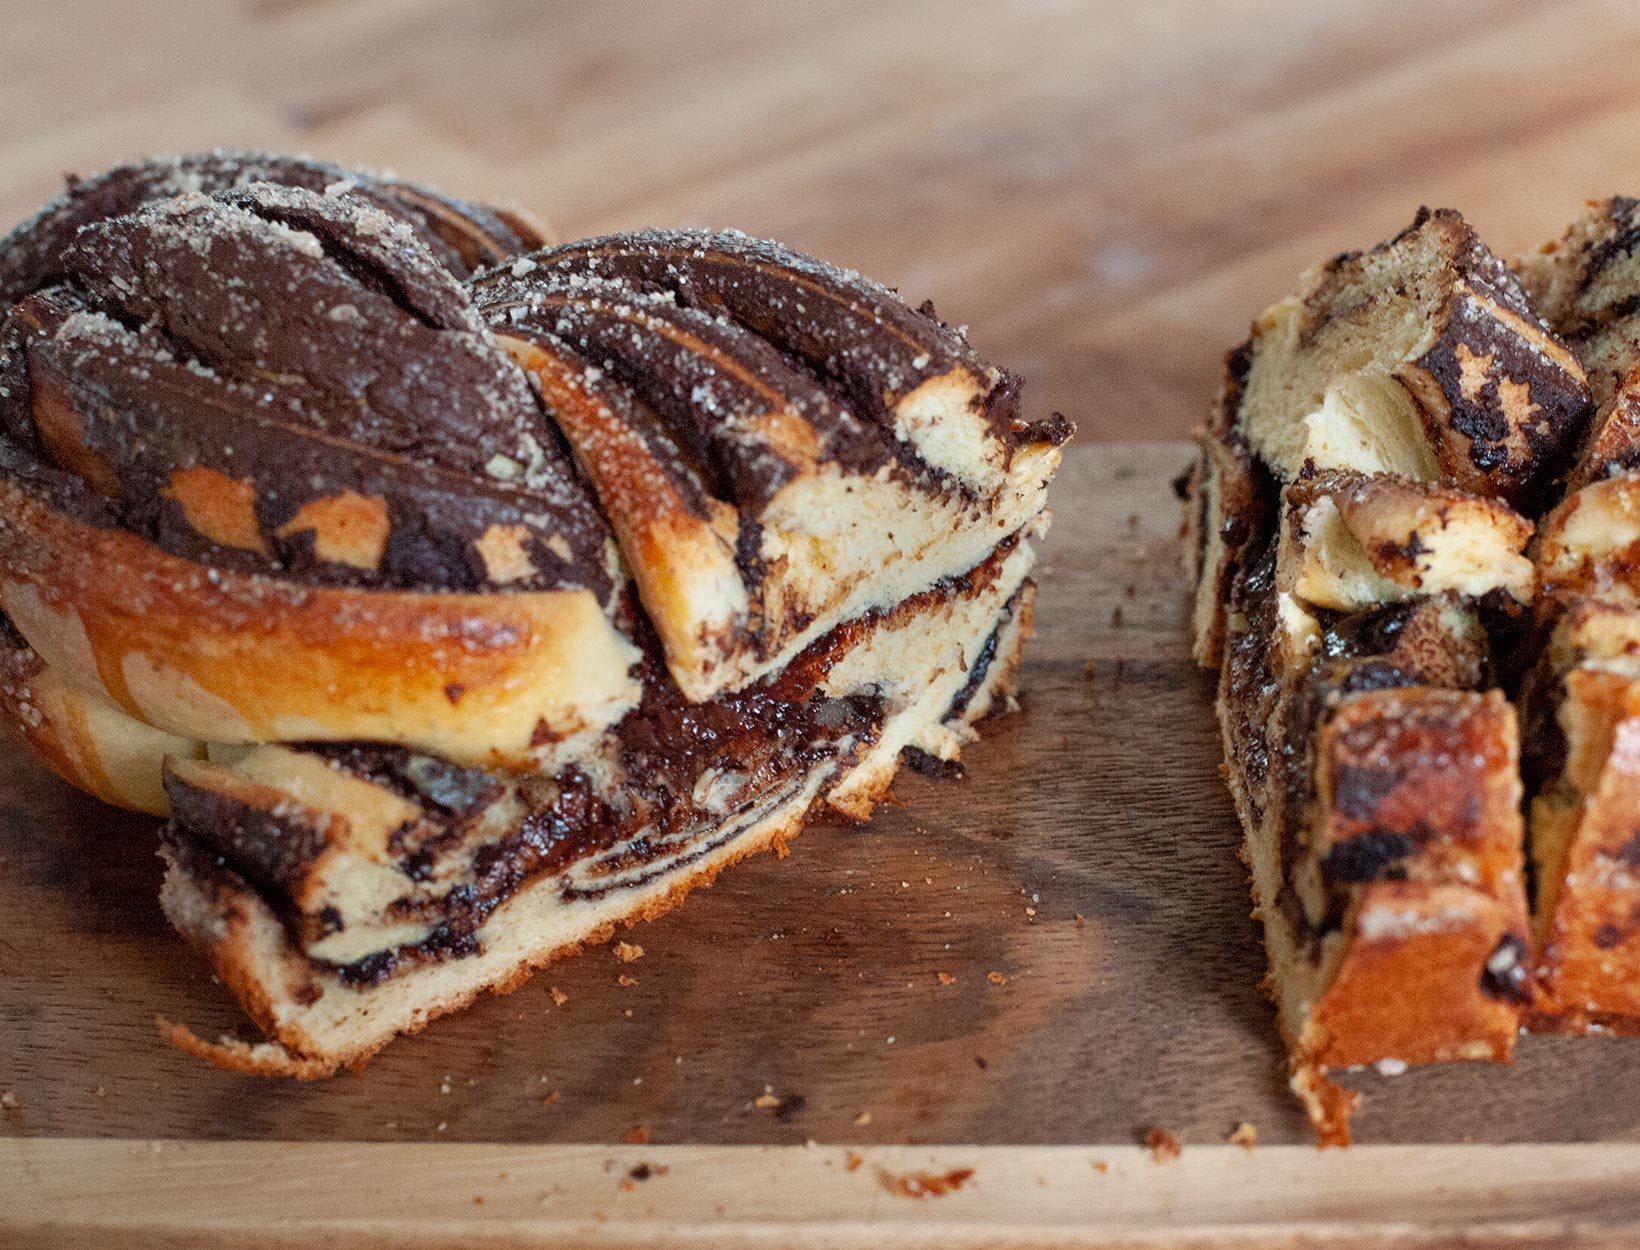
[
  {"left": 1092, "top": 1160, "right": 1109, "bottom": 1174},
  {"left": 617, "top": 974, "right": 637, "bottom": 987},
  {"left": 987, "top": 971, "right": 1008, "bottom": 985},
  {"left": 615, "top": 942, "right": 645, "bottom": 963},
  {"left": 1142, "top": 1128, "right": 1181, "bottom": 1162},
  {"left": 878, "top": 1167, "right": 975, "bottom": 1199},
  {"left": 754, "top": 1092, "right": 780, "bottom": 1109},
  {"left": 542, "top": 1090, "right": 561, "bottom": 1108},
  {"left": 1229, "top": 1122, "right": 1258, "bottom": 1151},
  {"left": 853, "top": 1111, "right": 872, "bottom": 1126},
  {"left": 623, "top": 1126, "right": 651, "bottom": 1144},
  {"left": 549, "top": 986, "right": 569, "bottom": 1006},
  {"left": 0, "top": 1091, "right": 16, "bottom": 1109},
  {"left": 845, "top": 1152, "right": 864, "bottom": 1173},
  {"left": 936, "top": 972, "right": 955, "bottom": 986}
]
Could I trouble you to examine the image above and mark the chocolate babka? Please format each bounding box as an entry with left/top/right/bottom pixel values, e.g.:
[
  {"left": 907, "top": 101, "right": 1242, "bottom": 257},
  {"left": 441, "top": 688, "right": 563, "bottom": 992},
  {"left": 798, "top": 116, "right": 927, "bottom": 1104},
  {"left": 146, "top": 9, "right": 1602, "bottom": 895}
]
[
  {"left": 1186, "top": 206, "right": 1602, "bottom": 1142},
  {"left": 0, "top": 153, "right": 1066, "bottom": 1074}
]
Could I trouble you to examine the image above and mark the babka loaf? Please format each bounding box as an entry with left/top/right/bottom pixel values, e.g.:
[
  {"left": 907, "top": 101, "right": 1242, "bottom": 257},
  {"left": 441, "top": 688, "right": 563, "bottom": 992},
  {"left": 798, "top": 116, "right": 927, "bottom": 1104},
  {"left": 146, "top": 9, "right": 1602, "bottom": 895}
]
[
  {"left": 1187, "top": 207, "right": 1591, "bottom": 1143},
  {"left": 0, "top": 153, "right": 1067, "bottom": 1074}
]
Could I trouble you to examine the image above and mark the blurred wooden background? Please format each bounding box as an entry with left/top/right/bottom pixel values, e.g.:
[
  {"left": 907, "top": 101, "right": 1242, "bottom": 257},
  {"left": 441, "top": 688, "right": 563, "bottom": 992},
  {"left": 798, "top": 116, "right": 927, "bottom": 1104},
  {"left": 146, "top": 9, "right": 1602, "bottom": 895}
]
[{"left": 3, "top": 0, "right": 1638, "bottom": 441}]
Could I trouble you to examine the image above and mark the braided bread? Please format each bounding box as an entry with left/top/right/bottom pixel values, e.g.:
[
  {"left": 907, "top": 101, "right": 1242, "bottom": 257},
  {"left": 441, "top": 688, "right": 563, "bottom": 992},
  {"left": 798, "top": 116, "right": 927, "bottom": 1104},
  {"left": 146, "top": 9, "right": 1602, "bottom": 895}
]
[{"left": 0, "top": 153, "right": 1066, "bottom": 1074}]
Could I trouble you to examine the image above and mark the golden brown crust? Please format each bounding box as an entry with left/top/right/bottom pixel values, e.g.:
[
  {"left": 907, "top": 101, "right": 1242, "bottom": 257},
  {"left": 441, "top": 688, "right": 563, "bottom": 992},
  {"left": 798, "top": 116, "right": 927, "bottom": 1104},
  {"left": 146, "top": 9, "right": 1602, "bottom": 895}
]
[
  {"left": 1536, "top": 475, "right": 1640, "bottom": 607},
  {"left": 0, "top": 641, "right": 201, "bottom": 814},
  {"left": 1287, "top": 689, "right": 1529, "bottom": 1101},
  {"left": 0, "top": 474, "right": 639, "bottom": 767},
  {"left": 1527, "top": 669, "right": 1640, "bottom": 1028}
]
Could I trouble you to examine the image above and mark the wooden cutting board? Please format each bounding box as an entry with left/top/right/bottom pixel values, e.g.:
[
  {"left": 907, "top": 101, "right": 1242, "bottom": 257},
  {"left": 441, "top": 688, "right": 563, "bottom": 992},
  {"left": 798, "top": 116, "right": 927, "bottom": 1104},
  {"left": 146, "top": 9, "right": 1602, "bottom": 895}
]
[{"left": 6, "top": 442, "right": 1640, "bottom": 1247}]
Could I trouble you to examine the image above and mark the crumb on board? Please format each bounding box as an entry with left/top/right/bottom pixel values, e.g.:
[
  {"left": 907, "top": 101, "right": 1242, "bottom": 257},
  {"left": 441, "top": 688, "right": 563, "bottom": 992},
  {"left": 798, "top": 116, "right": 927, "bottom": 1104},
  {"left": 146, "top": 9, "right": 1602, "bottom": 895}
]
[
  {"left": 615, "top": 942, "right": 644, "bottom": 963},
  {"left": 846, "top": 1152, "right": 863, "bottom": 1173},
  {"left": 549, "top": 986, "right": 569, "bottom": 1006},
  {"left": 937, "top": 972, "right": 956, "bottom": 985},
  {"left": 0, "top": 1091, "right": 16, "bottom": 1109},
  {"left": 617, "top": 974, "right": 637, "bottom": 987},
  {"left": 854, "top": 1111, "right": 873, "bottom": 1126},
  {"left": 878, "top": 1167, "right": 975, "bottom": 1199},
  {"left": 1229, "top": 1122, "right": 1257, "bottom": 1151},
  {"left": 754, "top": 1092, "right": 780, "bottom": 1109},
  {"left": 542, "top": 1090, "right": 561, "bottom": 1108},
  {"left": 623, "top": 1126, "right": 651, "bottom": 1144},
  {"left": 987, "top": 971, "right": 1008, "bottom": 985},
  {"left": 1142, "top": 1127, "right": 1182, "bottom": 1162}
]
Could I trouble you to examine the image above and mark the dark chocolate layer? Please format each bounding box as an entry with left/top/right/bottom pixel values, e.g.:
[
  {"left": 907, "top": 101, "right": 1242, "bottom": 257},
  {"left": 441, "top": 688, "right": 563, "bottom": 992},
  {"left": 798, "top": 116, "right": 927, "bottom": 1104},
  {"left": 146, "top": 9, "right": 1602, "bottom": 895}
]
[
  {"left": 3, "top": 185, "right": 611, "bottom": 596},
  {"left": 0, "top": 150, "right": 540, "bottom": 309}
]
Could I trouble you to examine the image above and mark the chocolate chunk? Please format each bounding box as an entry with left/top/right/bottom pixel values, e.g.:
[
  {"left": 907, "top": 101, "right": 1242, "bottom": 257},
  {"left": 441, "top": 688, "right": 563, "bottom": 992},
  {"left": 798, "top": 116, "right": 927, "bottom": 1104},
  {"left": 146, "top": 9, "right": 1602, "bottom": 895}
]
[
  {"left": 1479, "top": 934, "right": 1534, "bottom": 1004},
  {"left": 1319, "top": 830, "right": 1417, "bottom": 883}
]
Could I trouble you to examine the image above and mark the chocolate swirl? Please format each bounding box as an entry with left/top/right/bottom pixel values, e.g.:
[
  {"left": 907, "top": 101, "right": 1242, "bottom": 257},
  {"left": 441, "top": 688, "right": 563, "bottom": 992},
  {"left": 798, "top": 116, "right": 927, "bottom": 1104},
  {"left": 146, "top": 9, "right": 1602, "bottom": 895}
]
[
  {"left": 0, "top": 150, "right": 542, "bottom": 309},
  {"left": 2, "top": 181, "right": 608, "bottom": 597}
]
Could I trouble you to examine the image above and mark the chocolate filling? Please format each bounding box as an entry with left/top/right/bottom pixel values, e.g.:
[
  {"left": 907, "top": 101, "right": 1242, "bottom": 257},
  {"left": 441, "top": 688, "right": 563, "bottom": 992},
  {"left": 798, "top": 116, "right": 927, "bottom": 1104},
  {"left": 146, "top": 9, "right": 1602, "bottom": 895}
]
[{"left": 165, "top": 539, "right": 1025, "bottom": 986}]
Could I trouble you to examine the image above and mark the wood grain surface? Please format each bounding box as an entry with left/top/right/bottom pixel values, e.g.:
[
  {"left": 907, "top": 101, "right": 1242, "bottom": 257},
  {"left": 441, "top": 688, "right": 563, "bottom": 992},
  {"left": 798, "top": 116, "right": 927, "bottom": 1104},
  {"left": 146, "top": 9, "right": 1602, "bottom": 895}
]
[
  {"left": 5, "top": 443, "right": 1640, "bottom": 1154},
  {"left": 7, "top": 0, "right": 1640, "bottom": 444},
  {"left": 10, "top": 1141, "right": 1640, "bottom": 1248}
]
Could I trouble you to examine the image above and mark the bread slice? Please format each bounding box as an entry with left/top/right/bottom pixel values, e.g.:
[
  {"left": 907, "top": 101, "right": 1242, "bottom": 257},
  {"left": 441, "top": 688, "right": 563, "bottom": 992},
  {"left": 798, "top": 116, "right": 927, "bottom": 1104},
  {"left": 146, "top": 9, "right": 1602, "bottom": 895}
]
[
  {"left": 1186, "top": 344, "right": 1276, "bottom": 668},
  {"left": 1276, "top": 469, "right": 1534, "bottom": 613},
  {"left": 1219, "top": 554, "right": 1530, "bottom": 1142},
  {"left": 1528, "top": 664, "right": 1640, "bottom": 1030},
  {"left": 1192, "top": 207, "right": 1572, "bottom": 1143},
  {"left": 1236, "top": 208, "right": 1587, "bottom": 510},
  {"left": 476, "top": 232, "right": 1070, "bottom": 702},
  {"left": 153, "top": 540, "right": 1036, "bottom": 1075}
]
